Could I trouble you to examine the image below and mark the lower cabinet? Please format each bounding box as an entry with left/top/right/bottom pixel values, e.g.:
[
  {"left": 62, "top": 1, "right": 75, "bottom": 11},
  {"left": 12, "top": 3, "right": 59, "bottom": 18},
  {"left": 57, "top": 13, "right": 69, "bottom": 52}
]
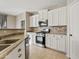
[
  {"left": 5, "top": 41, "right": 25, "bottom": 59},
  {"left": 46, "top": 34, "right": 51, "bottom": 48},
  {"left": 57, "top": 35, "right": 66, "bottom": 52},
  {"left": 46, "top": 34, "right": 66, "bottom": 53},
  {"left": 58, "top": 35, "right": 66, "bottom": 53},
  {"left": 52, "top": 35, "right": 58, "bottom": 50}
]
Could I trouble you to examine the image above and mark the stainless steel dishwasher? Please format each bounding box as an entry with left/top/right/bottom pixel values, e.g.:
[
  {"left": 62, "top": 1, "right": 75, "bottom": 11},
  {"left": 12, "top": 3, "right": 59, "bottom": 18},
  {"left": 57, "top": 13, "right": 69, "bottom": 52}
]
[{"left": 25, "top": 35, "right": 30, "bottom": 59}]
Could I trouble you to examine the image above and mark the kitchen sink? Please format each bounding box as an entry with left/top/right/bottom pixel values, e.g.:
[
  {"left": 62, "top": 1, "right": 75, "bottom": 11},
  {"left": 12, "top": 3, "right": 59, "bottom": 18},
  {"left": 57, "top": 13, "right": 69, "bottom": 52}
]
[
  {"left": 0, "top": 39, "right": 19, "bottom": 44},
  {"left": 0, "top": 45, "right": 10, "bottom": 51}
]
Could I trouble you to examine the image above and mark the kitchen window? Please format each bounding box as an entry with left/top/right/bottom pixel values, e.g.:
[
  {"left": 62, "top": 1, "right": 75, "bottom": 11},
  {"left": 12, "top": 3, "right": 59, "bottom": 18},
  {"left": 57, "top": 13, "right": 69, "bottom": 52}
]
[{"left": 0, "top": 15, "right": 7, "bottom": 29}]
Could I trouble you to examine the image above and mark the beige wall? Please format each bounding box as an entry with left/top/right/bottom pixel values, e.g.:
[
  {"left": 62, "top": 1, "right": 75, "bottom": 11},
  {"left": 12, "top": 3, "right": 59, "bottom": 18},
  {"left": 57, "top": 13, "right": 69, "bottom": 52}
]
[{"left": 7, "top": 15, "right": 16, "bottom": 29}]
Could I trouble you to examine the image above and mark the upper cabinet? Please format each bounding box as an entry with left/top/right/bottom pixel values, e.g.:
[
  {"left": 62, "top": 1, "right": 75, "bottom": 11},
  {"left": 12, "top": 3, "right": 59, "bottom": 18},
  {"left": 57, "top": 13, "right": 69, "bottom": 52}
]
[
  {"left": 30, "top": 15, "right": 39, "bottom": 27},
  {"left": 48, "top": 6, "right": 67, "bottom": 26},
  {"left": 58, "top": 7, "right": 67, "bottom": 25},
  {"left": 48, "top": 11, "right": 53, "bottom": 26},
  {"left": 48, "top": 9, "right": 59, "bottom": 26},
  {"left": 52, "top": 9, "right": 59, "bottom": 26},
  {"left": 30, "top": 7, "right": 67, "bottom": 27},
  {"left": 38, "top": 9, "right": 48, "bottom": 20}
]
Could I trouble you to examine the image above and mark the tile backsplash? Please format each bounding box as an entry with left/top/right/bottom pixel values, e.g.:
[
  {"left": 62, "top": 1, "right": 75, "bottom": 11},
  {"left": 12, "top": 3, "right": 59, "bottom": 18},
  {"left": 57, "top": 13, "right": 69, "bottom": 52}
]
[
  {"left": 50, "top": 26, "right": 67, "bottom": 35},
  {"left": 27, "top": 26, "right": 67, "bottom": 35}
]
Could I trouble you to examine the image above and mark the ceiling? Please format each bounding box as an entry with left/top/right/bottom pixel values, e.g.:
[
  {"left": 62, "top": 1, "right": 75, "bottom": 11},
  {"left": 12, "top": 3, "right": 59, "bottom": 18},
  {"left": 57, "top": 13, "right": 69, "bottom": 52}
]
[{"left": 0, "top": 0, "right": 66, "bottom": 15}]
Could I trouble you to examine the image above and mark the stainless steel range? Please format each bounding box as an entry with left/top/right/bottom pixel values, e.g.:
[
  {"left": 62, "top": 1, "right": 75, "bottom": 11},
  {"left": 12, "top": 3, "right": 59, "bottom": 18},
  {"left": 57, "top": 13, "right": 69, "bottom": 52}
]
[
  {"left": 36, "top": 28, "right": 50, "bottom": 48},
  {"left": 36, "top": 32, "right": 45, "bottom": 47}
]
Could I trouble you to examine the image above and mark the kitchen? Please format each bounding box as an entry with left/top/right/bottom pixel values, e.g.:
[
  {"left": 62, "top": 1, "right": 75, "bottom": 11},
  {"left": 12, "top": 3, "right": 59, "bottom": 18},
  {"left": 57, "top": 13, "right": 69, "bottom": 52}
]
[
  {"left": 27, "top": 7, "right": 67, "bottom": 59},
  {"left": 0, "top": 0, "right": 79, "bottom": 59}
]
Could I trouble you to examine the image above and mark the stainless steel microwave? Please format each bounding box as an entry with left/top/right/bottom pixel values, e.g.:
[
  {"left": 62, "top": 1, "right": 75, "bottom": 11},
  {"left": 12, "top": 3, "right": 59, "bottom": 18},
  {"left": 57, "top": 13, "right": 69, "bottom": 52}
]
[{"left": 39, "top": 20, "right": 48, "bottom": 27}]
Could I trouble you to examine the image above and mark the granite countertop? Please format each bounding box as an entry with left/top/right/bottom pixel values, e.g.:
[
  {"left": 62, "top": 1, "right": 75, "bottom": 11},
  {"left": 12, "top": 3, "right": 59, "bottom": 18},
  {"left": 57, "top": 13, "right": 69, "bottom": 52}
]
[
  {"left": 0, "top": 34, "right": 27, "bottom": 59},
  {"left": 46, "top": 33, "right": 67, "bottom": 35},
  {"left": 0, "top": 29, "right": 25, "bottom": 30},
  {"left": 0, "top": 31, "right": 24, "bottom": 38}
]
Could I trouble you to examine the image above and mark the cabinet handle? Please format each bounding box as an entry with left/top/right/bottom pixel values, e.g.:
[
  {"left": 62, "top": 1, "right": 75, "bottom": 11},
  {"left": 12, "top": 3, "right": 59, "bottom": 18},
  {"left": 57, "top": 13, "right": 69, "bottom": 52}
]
[
  {"left": 18, "top": 48, "right": 21, "bottom": 52},
  {"left": 18, "top": 54, "right": 22, "bottom": 58}
]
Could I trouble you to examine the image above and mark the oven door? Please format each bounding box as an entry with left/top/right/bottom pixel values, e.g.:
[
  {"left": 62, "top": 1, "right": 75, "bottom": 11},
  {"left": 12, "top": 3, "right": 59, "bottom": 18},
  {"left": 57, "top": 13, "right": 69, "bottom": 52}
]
[{"left": 36, "top": 36, "right": 45, "bottom": 44}]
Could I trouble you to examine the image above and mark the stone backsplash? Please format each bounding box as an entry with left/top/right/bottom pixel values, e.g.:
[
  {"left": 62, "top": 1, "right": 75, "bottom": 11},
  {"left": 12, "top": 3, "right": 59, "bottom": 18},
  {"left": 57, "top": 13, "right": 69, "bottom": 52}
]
[
  {"left": 27, "top": 26, "right": 67, "bottom": 35},
  {"left": 50, "top": 26, "right": 67, "bottom": 35}
]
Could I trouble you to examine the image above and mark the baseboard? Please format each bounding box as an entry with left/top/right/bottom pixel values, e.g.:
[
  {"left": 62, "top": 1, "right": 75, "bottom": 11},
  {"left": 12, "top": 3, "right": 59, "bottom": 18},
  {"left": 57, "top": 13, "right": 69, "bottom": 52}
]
[
  {"left": 66, "top": 54, "right": 71, "bottom": 59},
  {"left": 46, "top": 47, "right": 66, "bottom": 55}
]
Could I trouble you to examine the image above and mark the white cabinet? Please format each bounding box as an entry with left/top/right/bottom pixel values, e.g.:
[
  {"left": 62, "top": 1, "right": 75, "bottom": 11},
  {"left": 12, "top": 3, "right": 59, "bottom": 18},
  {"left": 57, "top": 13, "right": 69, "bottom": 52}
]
[
  {"left": 30, "top": 15, "right": 39, "bottom": 27},
  {"left": 39, "top": 9, "right": 48, "bottom": 20},
  {"left": 48, "top": 11, "right": 53, "bottom": 26},
  {"left": 46, "top": 34, "right": 57, "bottom": 49},
  {"left": 30, "top": 16, "right": 33, "bottom": 27},
  {"left": 46, "top": 34, "right": 66, "bottom": 53},
  {"left": 56, "top": 35, "right": 66, "bottom": 52},
  {"left": 52, "top": 9, "right": 59, "bottom": 26},
  {"left": 58, "top": 7, "right": 67, "bottom": 25},
  {"left": 5, "top": 41, "right": 25, "bottom": 59},
  {"left": 48, "top": 9, "right": 59, "bottom": 26},
  {"left": 48, "top": 6, "right": 67, "bottom": 26},
  {"left": 5, "top": 47, "right": 18, "bottom": 59},
  {"left": 46, "top": 34, "right": 51, "bottom": 48},
  {"left": 52, "top": 35, "right": 58, "bottom": 50},
  {"left": 19, "top": 41, "right": 25, "bottom": 59}
]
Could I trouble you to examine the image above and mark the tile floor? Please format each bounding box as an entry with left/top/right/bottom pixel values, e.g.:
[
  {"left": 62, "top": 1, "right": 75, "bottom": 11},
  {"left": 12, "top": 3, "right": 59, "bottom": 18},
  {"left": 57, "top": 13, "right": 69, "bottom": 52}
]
[{"left": 29, "top": 44, "right": 68, "bottom": 59}]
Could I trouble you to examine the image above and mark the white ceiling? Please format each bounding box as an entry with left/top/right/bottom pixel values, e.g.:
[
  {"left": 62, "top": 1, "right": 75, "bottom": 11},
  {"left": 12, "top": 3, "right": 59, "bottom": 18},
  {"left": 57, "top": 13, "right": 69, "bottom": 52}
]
[{"left": 0, "top": 0, "right": 66, "bottom": 15}]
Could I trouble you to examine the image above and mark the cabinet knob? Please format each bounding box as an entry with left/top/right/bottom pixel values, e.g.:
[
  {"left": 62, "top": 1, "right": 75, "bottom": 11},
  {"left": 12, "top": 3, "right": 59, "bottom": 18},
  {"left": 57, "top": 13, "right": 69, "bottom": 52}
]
[
  {"left": 69, "top": 34, "right": 72, "bottom": 36},
  {"left": 18, "top": 48, "right": 21, "bottom": 52},
  {"left": 18, "top": 54, "right": 22, "bottom": 58}
]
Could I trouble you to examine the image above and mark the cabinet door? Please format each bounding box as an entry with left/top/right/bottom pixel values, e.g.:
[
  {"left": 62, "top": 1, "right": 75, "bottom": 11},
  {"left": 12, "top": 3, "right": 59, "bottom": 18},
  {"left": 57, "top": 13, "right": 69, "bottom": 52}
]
[
  {"left": 46, "top": 34, "right": 48, "bottom": 47},
  {"left": 5, "top": 48, "right": 18, "bottom": 59},
  {"left": 30, "top": 16, "right": 36, "bottom": 27},
  {"left": 51, "top": 35, "right": 55, "bottom": 49},
  {"left": 30, "top": 15, "right": 39, "bottom": 27},
  {"left": 39, "top": 10, "right": 43, "bottom": 21},
  {"left": 42, "top": 9, "right": 48, "bottom": 20},
  {"left": 5, "top": 41, "right": 25, "bottom": 59},
  {"left": 39, "top": 9, "right": 48, "bottom": 20},
  {"left": 48, "top": 11, "right": 53, "bottom": 26},
  {"left": 52, "top": 9, "right": 59, "bottom": 26},
  {"left": 58, "top": 7, "right": 67, "bottom": 25},
  {"left": 46, "top": 34, "right": 51, "bottom": 48},
  {"left": 46, "top": 34, "right": 49, "bottom": 48},
  {"left": 54, "top": 35, "right": 58, "bottom": 50},
  {"left": 35, "top": 15, "right": 39, "bottom": 27},
  {"left": 32, "top": 16, "right": 36, "bottom": 27},
  {"left": 30, "top": 16, "right": 33, "bottom": 27},
  {"left": 18, "top": 41, "right": 25, "bottom": 59},
  {"left": 57, "top": 35, "right": 66, "bottom": 53},
  {"left": 49, "top": 35, "right": 53, "bottom": 49}
]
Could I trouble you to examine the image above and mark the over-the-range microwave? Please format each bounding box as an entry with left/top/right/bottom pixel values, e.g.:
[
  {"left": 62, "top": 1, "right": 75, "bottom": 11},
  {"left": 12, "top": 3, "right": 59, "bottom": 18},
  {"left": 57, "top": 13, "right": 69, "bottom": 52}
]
[{"left": 38, "top": 20, "right": 48, "bottom": 27}]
